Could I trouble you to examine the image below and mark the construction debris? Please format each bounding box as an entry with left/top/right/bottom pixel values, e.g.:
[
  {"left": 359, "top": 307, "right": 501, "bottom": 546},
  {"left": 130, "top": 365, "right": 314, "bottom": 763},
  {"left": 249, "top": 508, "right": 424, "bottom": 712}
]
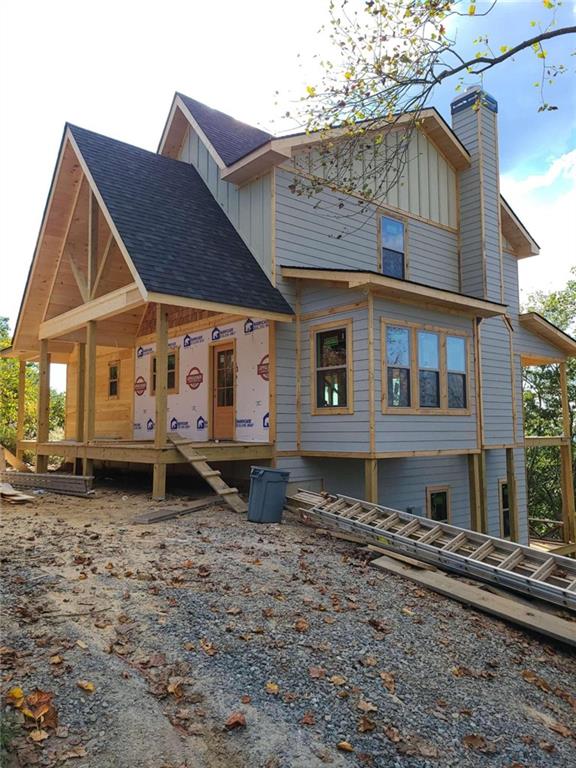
[
  {"left": 0, "top": 482, "right": 35, "bottom": 504},
  {"left": 132, "top": 496, "right": 221, "bottom": 524},
  {"left": 0, "top": 471, "right": 94, "bottom": 497}
]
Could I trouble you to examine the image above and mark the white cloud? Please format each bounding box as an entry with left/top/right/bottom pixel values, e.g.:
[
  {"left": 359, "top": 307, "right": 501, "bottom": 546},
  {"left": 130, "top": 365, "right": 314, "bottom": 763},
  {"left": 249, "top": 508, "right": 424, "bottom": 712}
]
[{"left": 501, "top": 150, "right": 576, "bottom": 303}]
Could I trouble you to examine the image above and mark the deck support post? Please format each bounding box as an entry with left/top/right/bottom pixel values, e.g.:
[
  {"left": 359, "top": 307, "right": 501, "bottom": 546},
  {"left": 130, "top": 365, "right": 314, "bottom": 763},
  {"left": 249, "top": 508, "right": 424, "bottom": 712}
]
[
  {"left": 16, "top": 360, "right": 26, "bottom": 460},
  {"left": 74, "top": 342, "right": 86, "bottom": 474},
  {"left": 506, "top": 447, "right": 519, "bottom": 542},
  {"left": 364, "top": 458, "right": 378, "bottom": 504},
  {"left": 36, "top": 341, "right": 50, "bottom": 473},
  {"left": 468, "top": 454, "right": 483, "bottom": 532},
  {"left": 83, "top": 322, "right": 96, "bottom": 476},
  {"left": 559, "top": 362, "right": 575, "bottom": 543},
  {"left": 478, "top": 450, "right": 488, "bottom": 534},
  {"left": 152, "top": 304, "right": 169, "bottom": 500}
]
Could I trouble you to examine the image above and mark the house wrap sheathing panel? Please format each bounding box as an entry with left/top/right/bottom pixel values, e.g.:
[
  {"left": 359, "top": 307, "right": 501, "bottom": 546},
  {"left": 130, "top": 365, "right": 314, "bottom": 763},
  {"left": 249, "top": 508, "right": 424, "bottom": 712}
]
[{"left": 133, "top": 318, "right": 270, "bottom": 442}]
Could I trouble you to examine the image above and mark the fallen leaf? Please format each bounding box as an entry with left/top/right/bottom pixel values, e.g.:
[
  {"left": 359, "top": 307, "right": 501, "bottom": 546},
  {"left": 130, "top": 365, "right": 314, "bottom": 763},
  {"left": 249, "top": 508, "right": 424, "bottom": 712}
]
[
  {"left": 309, "top": 666, "right": 325, "bottom": 679},
  {"left": 379, "top": 671, "right": 396, "bottom": 694},
  {"left": 265, "top": 681, "right": 280, "bottom": 695},
  {"left": 539, "top": 740, "right": 555, "bottom": 753},
  {"left": 6, "top": 686, "right": 25, "bottom": 707},
  {"left": 224, "top": 712, "right": 246, "bottom": 730},
  {"left": 29, "top": 728, "right": 49, "bottom": 743},
  {"left": 357, "top": 716, "right": 376, "bottom": 733},
  {"left": 77, "top": 680, "right": 95, "bottom": 693},
  {"left": 549, "top": 722, "right": 572, "bottom": 738},
  {"left": 357, "top": 699, "right": 377, "bottom": 714},
  {"left": 76, "top": 640, "right": 88, "bottom": 650},
  {"left": 199, "top": 639, "right": 217, "bottom": 656},
  {"left": 55, "top": 726, "right": 69, "bottom": 738},
  {"left": 398, "top": 735, "right": 440, "bottom": 758},
  {"left": 60, "top": 746, "right": 88, "bottom": 760},
  {"left": 241, "top": 694, "right": 252, "bottom": 704},
  {"left": 167, "top": 677, "right": 184, "bottom": 698},
  {"left": 462, "top": 734, "right": 498, "bottom": 753},
  {"left": 294, "top": 618, "right": 310, "bottom": 633},
  {"left": 337, "top": 741, "right": 354, "bottom": 752},
  {"left": 227, "top": 607, "right": 242, "bottom": 615},
  {"left": 301, "top": 711, "right": 315, "bottom": 725},
  {"left": 50, "top": 655, "right": 63, "bottom": 665},
  {"left": 329, "top": 675, "right": 346, "bottom": 686},
  {"left": 383, "top": 724, "right": 401, "bottom": 743},
  {"left": 368, "top": 618, "right": 390, "bottom": 633}
]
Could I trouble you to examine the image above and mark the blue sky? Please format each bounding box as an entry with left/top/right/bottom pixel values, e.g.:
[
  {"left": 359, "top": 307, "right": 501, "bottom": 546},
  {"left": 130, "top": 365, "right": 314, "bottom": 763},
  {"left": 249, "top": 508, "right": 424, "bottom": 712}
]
[{"left": 0, "top": 0, "right": 574, "bottom": 391}]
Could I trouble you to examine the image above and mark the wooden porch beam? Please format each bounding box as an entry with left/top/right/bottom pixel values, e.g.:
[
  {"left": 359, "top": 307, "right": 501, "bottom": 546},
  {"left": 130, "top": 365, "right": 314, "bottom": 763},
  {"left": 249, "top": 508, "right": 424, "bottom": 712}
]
[
  {"left": 36, "top": 341, "right": 50, "bottom": 473},
  {"left": 525, "top": 435, "right": 569, "bottom": 448},
  {"left": 16, "top": 360, "right": 26, "bottom": 460},
  {"left": 39, "top": 283, "right": 144, "bottom": 340},
  {"left": 153, "top": 304, "right": 169, "bottom": 500}
]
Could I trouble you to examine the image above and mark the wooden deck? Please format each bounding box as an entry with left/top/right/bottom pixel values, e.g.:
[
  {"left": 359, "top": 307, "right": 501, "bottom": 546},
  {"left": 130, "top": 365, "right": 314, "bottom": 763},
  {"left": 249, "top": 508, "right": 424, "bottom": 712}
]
[{"left": 20, "top": 439, "right": 274, "bottom": 465}]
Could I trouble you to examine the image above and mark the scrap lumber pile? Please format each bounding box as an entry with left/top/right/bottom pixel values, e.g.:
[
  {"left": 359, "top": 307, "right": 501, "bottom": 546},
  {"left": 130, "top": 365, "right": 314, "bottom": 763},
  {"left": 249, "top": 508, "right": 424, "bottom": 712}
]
[
  {"left": 0, "top": 483, "right": 35, "bottom": 505},
  {"left": 0, "top": 471, "right": 94, "bottom": 497}
]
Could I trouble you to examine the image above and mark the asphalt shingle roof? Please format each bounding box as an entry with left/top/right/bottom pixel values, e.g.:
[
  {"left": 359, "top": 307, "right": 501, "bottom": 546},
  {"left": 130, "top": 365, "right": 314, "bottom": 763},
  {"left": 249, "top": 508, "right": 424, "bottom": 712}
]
[
  {"left": 69, "top": 125, "right": 293, "bottom": 317},
  {"left": 177, "top": 93, "right": 273, "bottom": 166}
]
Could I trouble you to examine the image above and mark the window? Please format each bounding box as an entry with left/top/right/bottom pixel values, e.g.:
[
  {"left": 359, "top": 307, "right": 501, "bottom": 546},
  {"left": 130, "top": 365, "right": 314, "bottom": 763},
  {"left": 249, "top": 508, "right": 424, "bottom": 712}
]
[
  {"left": 386, "top": 326, "right": 411, "bottom": 408},
  {"left": 382, "top": 320, "right": 469, "bottom": 414},
  {"left": 380, "top": 216, "right": 405, "bottom": 279},
  {"left": 418, "top": 331, "right": 440, "bottom": 408},
  {"left": 108, "top": 362, "right": 119, "bottom": 399},
  {"left": 499, "top": 481, "right": 510, "bottom": 539},
  {"left": 447, "top": 336, "right": 467, "bottom": 409},
  {"left": 427, "top": 487, "right": 450, "bottom": 523},
  {"left": 151, "top": 350, "right": 179, "bottom": 395},
  {"left": 312, "top": 321, "right": 353, "bottom": 413}
]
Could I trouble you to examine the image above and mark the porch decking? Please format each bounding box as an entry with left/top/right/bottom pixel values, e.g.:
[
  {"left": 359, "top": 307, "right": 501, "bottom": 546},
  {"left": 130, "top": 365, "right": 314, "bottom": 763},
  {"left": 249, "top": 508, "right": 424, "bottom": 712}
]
[{"left": 20, "top": 439, "right": 274, "bottom": 465}]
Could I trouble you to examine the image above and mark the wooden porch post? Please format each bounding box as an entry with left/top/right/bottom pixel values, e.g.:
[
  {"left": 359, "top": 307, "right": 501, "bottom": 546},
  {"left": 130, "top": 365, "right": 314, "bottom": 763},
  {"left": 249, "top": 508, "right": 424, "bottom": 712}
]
[
  {"left": 506, "top": 447, "right": 519, "bottom": 542},
  {"left": 74, "top": 342, "right": 86, "bottom": 474},
  {"left": 16, "top": 360, "right": 26, "bottom": 460},
  {"left": 36, "top": 340, "right": 51, "bottom": 473},
  {"left": 152, "top": 304, "right": 169, "bottom": 500},
  {"left": 364, "top": 458, "right": 378, "bottom": 504},
  {"left": 468, "top": 453, "right": 483, "bottom": 531},
  {"left": 559, "top": 361, "right": 575, "bottom": 543},
  {"left": 83, "top": 322, "right": 96, "bottom": 476}
]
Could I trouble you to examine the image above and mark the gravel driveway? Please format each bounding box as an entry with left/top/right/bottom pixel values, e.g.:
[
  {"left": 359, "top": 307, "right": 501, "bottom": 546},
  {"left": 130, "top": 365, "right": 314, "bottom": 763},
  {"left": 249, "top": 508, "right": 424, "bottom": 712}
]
[{"left": 1, "top": 482, "right": 575, "bottom": 767}]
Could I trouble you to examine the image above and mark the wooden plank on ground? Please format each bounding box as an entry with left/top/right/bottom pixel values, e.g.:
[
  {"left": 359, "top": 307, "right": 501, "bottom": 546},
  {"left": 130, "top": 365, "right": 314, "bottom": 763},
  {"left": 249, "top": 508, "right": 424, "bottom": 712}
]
[
  {"left": 363, "top": 545, "right": 438, "bottom": 571},
  {"left": 132, "top": 496, "right": 221, "bottom": 524},
  {"left": 370, "top": 555, "right": 576, "bottom": 648},
  {"left": 0, "top": 483, "right": 36, "bottom": 504}
]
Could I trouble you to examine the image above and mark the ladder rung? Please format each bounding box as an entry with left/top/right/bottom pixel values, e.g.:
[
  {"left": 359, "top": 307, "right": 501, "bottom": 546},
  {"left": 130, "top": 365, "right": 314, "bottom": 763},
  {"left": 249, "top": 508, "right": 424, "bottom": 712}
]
[
  {"left": 498, "top": 549, "right": 524, "bottom": 571},
  {"left": 396, "top": 519, "right": 422, "bottom": 537},
  {"left": 418, "top": 525, "right": 442, "bottom": 544},
  {"left": 374, "top": 513, "right": 400, "bottom": 531},
  {"left": 341, "top": 503, "right": 363, "bottom": 519},
  {"left": 441, "top": 532, "right": 468, "bottom": 552},
  {"left": 531, "top": 557, "right": 556, "bottom": 583},
  {"left": 357, "top": 510, "right": 380, "bottom": 524},
  {"left": 469, "top": 540, "right": 494, "bottom": 561},
  {"left": 566, "top": 577, "right": 576, "bottom": 593}
]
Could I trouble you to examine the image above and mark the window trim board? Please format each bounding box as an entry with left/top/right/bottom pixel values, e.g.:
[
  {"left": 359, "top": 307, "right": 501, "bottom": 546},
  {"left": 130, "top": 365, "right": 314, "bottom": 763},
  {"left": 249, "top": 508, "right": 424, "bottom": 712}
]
[
  {"left": 426, "top": 485, "right": 451, "bottom": 524},
  {"left": 309, "top": 317, "right": 354, "bottom": 416}
]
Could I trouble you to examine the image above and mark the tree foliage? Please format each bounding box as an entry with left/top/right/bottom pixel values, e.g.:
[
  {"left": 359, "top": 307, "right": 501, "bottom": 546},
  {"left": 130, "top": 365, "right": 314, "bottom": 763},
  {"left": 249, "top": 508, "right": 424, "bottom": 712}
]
[
  {"left": 523, "top": 268, "right": 576, "bottom": 527},
  {"left": 291, "top": 0, "right": 574, "bottom": 204},
  {"left": 0, "top": 318, "right": 65, "bottom": 454}
]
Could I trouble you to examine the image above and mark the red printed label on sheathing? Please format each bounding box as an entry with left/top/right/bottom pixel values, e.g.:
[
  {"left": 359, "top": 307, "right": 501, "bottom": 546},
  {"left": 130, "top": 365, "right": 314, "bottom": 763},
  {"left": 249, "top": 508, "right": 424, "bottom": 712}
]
[{"left": 134, "top": 376, "right": 147, "bottom": 396}]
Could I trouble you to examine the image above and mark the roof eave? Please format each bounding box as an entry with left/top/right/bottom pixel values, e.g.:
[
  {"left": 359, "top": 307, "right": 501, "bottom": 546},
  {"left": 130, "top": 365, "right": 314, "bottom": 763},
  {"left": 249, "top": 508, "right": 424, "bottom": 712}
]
[
  {"left": 500, "top": 197, "right": 540, "bottom": 258},
  {"left": 519, "top": 312, "right": 576, "bottom": 358}
]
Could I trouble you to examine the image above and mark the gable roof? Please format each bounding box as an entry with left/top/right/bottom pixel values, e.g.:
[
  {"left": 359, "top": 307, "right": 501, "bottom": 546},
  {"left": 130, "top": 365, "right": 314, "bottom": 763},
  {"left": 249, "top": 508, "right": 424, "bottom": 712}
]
[
  {"left": 176, "top": 93, "right": 273, "bottom": 166},
  {"left": 519, "top": 312, "right": 576, "bottom": 358},
  {"left": 68, "top": 124, "right": 292, "bottom": 319}
]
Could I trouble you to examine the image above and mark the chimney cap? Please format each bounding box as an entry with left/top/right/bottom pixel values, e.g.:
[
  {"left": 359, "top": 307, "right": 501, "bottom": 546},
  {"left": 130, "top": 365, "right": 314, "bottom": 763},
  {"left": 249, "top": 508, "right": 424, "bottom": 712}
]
[{"left": 451, "top": 87, "right": 498, "bottom": 116}]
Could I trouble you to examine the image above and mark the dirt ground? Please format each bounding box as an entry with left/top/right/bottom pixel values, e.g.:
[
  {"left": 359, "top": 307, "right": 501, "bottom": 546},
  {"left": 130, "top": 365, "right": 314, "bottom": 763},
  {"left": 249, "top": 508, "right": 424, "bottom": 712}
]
[{"left": 1, "top": 476, "right": 575, "bottom": 768}]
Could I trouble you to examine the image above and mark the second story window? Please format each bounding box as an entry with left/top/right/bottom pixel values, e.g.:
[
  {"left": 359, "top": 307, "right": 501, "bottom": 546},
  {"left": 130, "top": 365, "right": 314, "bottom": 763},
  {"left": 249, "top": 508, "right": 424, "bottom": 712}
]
[
  {"left": 380, "top": 215, "right": 405, "bottom": 279},
  {"left": 312, "top": 321, "right": 352, "bottom": 414},
  {"left": 418, "top": 331, "right": 440, "bottom": 408},
  {"left": 447, "top": 336, "right": 467, "bottom": 409},
  {"left": 386, "top": 326, "right": 411, "bottom": 408}
]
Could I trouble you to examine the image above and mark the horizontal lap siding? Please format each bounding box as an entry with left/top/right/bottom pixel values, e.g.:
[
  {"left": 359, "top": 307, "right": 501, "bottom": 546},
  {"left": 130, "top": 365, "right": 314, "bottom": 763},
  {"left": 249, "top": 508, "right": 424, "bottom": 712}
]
[
  {"left": 407, "top": 220, "right": 459, "bottom": 291},
  {"left": 178, "top": 127, "right": 272, "bottom": 277},
  {"left": 516, "top": 326, "right": 565, "bottom": 361},
  {"left": 301, "top": 304, "right": 370, "bottom": 452},
  {"left": 374, "top": 298, "right": 478, "bottom": 452},
  {"left": 378, "top": 456, "right": 471, "bottom": 528},
  {"left": 484, "top": 448, "right": 528, "bottom": 544},
  {"left": 275, "top": 280, "right": 298, "bottom": 451},
  {"left": 480, "top": 317, "right": 514, "bottom": 445}
]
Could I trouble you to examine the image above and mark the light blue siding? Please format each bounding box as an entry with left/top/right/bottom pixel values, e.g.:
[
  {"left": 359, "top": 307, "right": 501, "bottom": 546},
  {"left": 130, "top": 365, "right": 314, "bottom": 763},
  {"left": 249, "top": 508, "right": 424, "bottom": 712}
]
[
  {"left": 178, "top": 126, "right": 272, "bottom": 277},
  {"left": 479, "top": 317, "right": 514, "bottom": 445},
  {"left": 484, "top": 448, "right": 529, "bottom": 545}
]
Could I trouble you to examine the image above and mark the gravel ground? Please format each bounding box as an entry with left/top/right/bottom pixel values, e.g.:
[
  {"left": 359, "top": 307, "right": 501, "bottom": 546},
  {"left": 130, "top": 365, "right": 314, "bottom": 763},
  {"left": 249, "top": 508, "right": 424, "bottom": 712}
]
[{"left": 1, "top": 479, "right": 575, "bottom": 767}]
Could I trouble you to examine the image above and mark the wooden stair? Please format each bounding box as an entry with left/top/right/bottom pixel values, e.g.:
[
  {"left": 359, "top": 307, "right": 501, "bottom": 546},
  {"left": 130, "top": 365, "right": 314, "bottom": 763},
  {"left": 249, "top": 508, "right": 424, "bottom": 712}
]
[{"left": 168, "top": 435, "right": 247, "bottom": 513}]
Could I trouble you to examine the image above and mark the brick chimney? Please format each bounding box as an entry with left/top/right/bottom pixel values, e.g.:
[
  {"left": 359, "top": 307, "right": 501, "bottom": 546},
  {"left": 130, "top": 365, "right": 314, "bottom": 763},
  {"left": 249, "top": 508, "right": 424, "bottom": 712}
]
[{"left": 451, "top": 87, "right": 502, "bottom": 303}]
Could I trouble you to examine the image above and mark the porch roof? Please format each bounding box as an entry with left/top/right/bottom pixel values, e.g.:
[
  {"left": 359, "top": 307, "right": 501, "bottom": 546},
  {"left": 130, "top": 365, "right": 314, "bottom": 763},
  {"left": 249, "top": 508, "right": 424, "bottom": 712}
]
[
  {"left": 280, "top": 266, "right": 508, "bottom": 318},
  {"left": 68, "top": 125, "right": 293, "bottom": 319},
  {"left": 519, "top": 312, "right": 576, "bottom": 363}
]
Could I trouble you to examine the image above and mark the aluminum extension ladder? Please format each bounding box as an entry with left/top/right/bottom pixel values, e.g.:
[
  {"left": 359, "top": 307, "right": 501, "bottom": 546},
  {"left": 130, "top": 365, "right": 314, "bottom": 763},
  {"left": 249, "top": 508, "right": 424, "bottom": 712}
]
[{"left": 299, "top": 492, "right": 576, "bottom": 611}]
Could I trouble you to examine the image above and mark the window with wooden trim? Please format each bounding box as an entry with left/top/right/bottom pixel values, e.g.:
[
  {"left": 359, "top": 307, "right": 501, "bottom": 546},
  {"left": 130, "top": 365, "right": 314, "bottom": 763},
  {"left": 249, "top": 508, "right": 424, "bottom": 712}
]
[
  {"left": 499, "top": 480, "right": 511, "bottom": 539},
  {"left": 381, "top": 320, "right": 470, "bottom": 414},
  {"left": 108, "top": 361, "right": 120, "bottom": 399},
  {"left": 386, "top": 326, "right": 411, "bottom": 408},
  {"left": 311, "top": 320, "right": 353, "bottom": 414},
  {"left": 427, "top": 486, "right": 450, "bottom": 523},
  {"left": 151, "top": 349, "right": 179, "bottom": 395},
  {"left": 418, "top": 331, "right": 440, "bottom": 408},
  {"left": 380, "top": 215, "right": 405, "bottom": 279}
]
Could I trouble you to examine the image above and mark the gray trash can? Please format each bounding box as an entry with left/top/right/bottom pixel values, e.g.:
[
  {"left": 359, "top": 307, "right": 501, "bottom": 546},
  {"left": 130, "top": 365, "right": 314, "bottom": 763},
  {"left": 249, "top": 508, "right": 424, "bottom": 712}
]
[{"left": 247, "top": 466, "right": 290, "bottom": 523}]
